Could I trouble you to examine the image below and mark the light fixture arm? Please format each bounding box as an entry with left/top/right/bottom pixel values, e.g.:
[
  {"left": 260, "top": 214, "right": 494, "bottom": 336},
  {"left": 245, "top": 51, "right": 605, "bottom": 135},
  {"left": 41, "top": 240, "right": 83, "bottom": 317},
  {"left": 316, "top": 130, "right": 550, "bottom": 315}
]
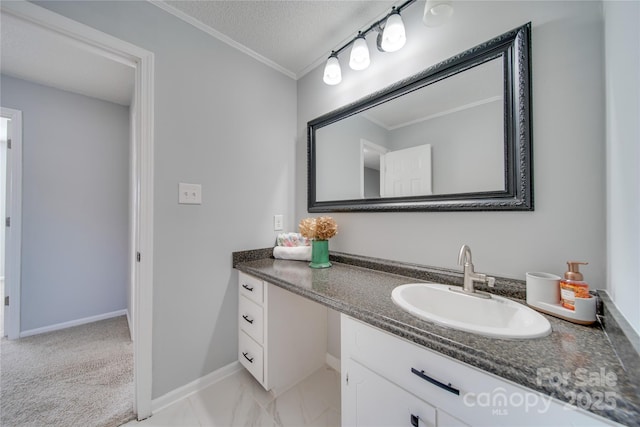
[{"left": 329, "top": 0, "right": 417, "bottom": 58}]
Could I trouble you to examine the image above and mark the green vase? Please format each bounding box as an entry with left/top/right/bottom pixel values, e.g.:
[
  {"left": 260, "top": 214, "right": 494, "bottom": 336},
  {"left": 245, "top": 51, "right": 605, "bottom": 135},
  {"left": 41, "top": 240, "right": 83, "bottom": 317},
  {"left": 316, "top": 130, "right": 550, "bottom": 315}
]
[{"left": 309, "top": 239, "right": 331, "bottom": 268}]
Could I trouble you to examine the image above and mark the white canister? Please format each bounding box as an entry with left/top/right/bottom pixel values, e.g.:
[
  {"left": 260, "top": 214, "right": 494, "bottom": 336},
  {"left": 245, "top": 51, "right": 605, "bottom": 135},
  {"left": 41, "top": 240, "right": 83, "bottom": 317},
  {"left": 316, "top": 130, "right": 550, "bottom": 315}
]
[{"left": 526, "top": 272, "right": 561, "bottom": 305}]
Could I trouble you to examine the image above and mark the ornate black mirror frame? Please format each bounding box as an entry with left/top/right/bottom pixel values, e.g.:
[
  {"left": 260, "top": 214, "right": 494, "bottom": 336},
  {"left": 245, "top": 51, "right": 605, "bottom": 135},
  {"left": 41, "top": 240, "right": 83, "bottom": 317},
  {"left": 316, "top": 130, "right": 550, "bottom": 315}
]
[{"left": 307, "top": 23, "right": 532, "bottom": 212}]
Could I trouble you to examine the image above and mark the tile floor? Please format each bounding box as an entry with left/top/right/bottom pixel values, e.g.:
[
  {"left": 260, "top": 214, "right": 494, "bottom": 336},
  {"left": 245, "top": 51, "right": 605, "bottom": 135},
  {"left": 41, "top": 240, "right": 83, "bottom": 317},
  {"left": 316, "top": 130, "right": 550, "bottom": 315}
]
[{"left": 122, "top": 365, "right": 341, "bottom": 427}]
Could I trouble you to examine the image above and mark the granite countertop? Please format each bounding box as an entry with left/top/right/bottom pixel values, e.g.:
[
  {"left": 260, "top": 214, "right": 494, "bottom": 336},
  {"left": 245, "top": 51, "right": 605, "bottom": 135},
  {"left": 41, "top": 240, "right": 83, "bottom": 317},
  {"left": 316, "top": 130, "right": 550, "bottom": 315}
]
[{"left": 233, "top": 249, "right": 640, "bottom": 426}]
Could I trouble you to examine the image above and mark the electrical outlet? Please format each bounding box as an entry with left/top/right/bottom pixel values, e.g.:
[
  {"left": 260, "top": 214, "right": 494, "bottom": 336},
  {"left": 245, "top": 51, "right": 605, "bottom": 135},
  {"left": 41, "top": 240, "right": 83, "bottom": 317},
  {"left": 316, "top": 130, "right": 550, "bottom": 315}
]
[
  {"left": 178, "top": 183, "right": 202, "bottom": 205},
  {"left": 274, "top": 214, "right": 284, "bottom": 231}
]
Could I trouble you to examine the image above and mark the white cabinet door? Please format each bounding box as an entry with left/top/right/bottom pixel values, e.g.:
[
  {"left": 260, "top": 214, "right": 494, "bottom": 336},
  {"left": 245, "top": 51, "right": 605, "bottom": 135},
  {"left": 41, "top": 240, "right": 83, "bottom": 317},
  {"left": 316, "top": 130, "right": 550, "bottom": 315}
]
[
  {"left": 437, "top": 410, "right": 470, "bottom": 427},
  {"left": 343, "top": 358, "right": 436, "bottom": 427}
]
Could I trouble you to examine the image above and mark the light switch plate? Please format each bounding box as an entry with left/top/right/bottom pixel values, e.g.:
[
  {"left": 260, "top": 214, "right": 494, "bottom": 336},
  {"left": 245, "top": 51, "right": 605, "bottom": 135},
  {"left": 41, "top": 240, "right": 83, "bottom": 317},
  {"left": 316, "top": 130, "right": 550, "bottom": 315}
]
[{"left": 179, "top": 183, "right": 202, "bottom": 204}]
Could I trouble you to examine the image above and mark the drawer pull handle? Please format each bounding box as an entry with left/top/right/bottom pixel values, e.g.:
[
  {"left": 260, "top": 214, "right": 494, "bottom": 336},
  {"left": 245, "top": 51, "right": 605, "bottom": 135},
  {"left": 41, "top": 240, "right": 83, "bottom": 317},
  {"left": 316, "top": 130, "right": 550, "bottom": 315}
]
[
  {"left": 242, "top": 352, "right": 254, "bottom": 363},
  {"left": 242, "top": 284, "right": 254, "bottom": 292},
  {"left": 242, "top": 315, "right": 254, "bottom": 324},
  {"left": 411, "top": 368, "right": 460, "bottom": 396},
  {"left": 410, "top": 414, "right": 419, "bottom": 427}
]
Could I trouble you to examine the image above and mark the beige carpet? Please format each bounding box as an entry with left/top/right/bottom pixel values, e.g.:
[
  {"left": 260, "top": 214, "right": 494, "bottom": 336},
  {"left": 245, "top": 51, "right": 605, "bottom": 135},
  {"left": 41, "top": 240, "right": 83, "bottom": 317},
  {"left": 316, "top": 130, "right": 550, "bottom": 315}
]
[{"left": 0, "top": 315, "right": 135, "bottom": 427}]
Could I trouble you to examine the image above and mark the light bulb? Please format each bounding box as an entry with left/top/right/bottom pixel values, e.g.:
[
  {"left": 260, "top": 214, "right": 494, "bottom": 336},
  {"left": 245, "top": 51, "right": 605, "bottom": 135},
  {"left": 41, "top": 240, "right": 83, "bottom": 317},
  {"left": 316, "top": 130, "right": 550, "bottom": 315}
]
[
  {"left": 423, "top": 0, "right": 454, "bottom": 27},
  {"left": 323, "top": 54, "right": 342, "bottom": 85},
  {"left": 381, "top": 10, "right": 406, "bottom": 52},
  {"left": 349, "top": 35, "right": 370, "bottom": 70}
]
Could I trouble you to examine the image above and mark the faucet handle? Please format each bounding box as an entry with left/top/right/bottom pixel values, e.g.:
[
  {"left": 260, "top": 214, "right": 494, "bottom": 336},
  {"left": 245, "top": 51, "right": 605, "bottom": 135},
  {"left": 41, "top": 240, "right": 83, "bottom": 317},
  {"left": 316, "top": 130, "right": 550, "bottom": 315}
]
[{"left": 487, "top": 276, "right": 496, "bottom": 288}]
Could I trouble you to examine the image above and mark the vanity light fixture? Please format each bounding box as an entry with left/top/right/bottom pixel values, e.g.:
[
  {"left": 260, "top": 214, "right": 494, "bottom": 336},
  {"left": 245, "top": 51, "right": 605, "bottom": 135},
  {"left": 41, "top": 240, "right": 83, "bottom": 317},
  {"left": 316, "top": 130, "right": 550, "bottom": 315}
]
[
  {"left": 322, "top": 0, "right": 453, "bottom": 85},
  {"left": 323, "top": 51, "right": 342, "bottom": 85},
  {"left": 423, "top": 0, "right": 454, "bottom": 27},
  {"left": 349, "top": 32, "right": 370, "bottom": 70},
  {"left": 380, "top": 7, "right": 406, "bottom": 52}
]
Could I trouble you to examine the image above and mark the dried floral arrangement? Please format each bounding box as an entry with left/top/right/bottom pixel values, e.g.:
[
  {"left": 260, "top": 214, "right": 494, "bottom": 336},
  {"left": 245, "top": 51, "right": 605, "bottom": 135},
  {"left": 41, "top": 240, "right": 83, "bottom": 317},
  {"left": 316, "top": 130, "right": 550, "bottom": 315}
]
[{"left": 299, "top": 216, "right": 338, "bottom": 241}]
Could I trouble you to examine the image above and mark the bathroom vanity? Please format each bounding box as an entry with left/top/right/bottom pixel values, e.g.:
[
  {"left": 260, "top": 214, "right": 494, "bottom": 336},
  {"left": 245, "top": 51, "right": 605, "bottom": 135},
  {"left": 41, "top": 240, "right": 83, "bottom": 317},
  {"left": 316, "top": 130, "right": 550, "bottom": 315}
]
[
  {"left": 237, "top": 271, "right": 327, "bottom": 395},
  {"left": 342, "top": 316, "right": 608, "bottom": 426},
  {"left": 233, "top": 249, "right": 640, "bottom": 426}
]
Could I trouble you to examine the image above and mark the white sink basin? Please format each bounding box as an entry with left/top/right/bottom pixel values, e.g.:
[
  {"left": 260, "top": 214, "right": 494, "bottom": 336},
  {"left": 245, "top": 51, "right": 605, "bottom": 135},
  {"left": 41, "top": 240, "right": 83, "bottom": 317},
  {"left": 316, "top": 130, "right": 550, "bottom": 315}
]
[{"left": 391, "top": 283, "right": 551, "bottom": 339}]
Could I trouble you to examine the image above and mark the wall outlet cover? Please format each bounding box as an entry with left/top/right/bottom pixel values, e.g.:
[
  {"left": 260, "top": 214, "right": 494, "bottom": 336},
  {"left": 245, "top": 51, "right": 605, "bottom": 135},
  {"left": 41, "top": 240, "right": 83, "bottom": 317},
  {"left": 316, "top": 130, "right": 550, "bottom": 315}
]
[{"left": 274, "top": 214, "right": 284, "bottom": 231}]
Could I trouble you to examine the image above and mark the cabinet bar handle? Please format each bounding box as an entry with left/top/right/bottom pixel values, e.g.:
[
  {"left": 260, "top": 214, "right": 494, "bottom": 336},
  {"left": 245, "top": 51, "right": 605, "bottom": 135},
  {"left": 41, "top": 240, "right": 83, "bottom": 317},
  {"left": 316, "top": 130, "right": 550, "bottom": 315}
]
[
  {"left": 242, "top": 284, "right": 254, "bottom": 292},
  {"left": 242, "top": 315, "right": 254, "bottom": 324},
  {"left": 242, "top": 352, "right": 254, "bottom": 363},
  {"left": 411, "top": 368, "right": 460, "bottom": 396},
  {"left": 410, "top": 414, "right": 419, "bottom": 427}
]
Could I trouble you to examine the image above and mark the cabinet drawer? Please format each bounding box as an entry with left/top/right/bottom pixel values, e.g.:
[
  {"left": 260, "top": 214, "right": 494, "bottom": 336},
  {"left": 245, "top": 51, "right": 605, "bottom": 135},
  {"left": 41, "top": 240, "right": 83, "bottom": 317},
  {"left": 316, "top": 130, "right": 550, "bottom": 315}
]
[
  {"left": 239, "top": 294, "right": 264, "bottom": 344},
  {"left": 344, "top": 315, "right": 464, "bottom": 407},
  {"left": 239, "top": 271, "right": 263, "bottom": 304},
  {"left": 239, "top": 330, "right": 264, "bottom": 384}
]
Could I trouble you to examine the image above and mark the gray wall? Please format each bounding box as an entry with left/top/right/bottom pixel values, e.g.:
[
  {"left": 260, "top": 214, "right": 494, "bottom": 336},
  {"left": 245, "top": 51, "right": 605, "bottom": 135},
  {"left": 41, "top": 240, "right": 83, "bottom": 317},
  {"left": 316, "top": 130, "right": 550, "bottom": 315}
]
[
  {"left": 317, "top": 100, "right": 502, "bottom": 199},
  {"left": 315, "top": 114, "right": 388, "bottom": 201},
  {"left": 0, "top": 75, "right": 129, "bottom": 331},
  {"left": 604, "top": 1, "right": 640, "bottom": 334},
  {"left": 389, "top": 101, "right": 504, "bottom": 194},
  {"left": 299, "top": 0, "right": 606, "bottom": 283},
  {"left": 363, "top": 167, "right": 380, "bottom": 198},
  {"left": 298, "top": 2, "right": 606, "bottom": 356},
  {"left": 33, "top": 1, "right": 297, "bottom": 398}
]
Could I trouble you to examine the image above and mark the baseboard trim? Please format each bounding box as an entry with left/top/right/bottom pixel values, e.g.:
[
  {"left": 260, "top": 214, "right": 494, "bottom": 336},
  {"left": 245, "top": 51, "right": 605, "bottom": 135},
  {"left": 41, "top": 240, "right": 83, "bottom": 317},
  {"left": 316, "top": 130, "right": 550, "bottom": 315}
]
[
  {"left": 326, "top": 352, "right": 341, "bottom": 373},
  {"left": 151, "top": 361, "right": 242, "bottom": 414},
  {"left": 20, "top": 309, "right": 128, "bottom": 338}
]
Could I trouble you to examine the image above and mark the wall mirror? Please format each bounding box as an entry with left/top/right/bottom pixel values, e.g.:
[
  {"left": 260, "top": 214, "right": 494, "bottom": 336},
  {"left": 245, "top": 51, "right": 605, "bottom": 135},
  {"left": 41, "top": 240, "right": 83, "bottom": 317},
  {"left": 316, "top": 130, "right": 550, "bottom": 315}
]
[{"left": 308, "top": 23, "right": 532, "bottom": 212}]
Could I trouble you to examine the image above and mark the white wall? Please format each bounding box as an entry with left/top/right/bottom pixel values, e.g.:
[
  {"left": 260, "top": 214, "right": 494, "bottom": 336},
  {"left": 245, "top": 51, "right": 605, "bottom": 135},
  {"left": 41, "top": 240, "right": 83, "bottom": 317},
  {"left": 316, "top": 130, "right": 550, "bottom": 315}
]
[
  {"left": 604, "top": 1, "right": 640, "bottom": 334},
  {"left": 298, "top": 1, "right": 606, "bottom": 356},
  {"left": 0, "top": 75, "right": 129, "bottom": 331},
  {"left": 33, "top": 1, "right": 297, "bottom": 398}
]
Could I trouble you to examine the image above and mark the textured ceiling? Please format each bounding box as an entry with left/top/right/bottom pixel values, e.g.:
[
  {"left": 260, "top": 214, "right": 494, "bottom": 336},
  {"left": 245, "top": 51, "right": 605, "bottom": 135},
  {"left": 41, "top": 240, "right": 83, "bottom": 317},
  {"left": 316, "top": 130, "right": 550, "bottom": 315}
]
[
  {"left": 0, "top": 1, "right": 401, "bottom": 107},
  {"left": 162, "top": 0, "right": 397, "bottom": 78},
  {"left": 0, "top": 11, "right": 134, "bottom": 106}
]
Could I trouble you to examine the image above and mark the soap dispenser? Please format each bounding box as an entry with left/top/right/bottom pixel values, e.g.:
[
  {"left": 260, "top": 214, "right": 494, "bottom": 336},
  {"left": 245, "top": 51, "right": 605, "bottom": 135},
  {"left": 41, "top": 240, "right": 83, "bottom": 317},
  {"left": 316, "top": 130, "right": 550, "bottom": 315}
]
[{"left": 559, "top": 262, "right": 590, "bottom": 311}]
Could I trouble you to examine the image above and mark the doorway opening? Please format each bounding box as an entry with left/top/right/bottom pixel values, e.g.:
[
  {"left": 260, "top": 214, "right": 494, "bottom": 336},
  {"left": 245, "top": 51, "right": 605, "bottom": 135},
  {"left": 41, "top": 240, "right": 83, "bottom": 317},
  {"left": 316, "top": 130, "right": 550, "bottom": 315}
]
[
  {"left": 0, "top": 1, "right": 154, "bottom": 418},
  {"left": 1, "top": 116, "right": 7, "bottom": 337},
  {"left": 0, "top": 108, "right": 22, "bottom": 340}
]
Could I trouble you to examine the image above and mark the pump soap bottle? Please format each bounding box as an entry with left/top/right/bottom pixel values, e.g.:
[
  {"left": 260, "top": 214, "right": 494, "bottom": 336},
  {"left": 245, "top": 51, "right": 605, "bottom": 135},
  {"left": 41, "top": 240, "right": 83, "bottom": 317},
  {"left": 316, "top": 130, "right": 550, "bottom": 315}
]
[{"left": 560, "top": 262, "right": 590, "bottom": 311}]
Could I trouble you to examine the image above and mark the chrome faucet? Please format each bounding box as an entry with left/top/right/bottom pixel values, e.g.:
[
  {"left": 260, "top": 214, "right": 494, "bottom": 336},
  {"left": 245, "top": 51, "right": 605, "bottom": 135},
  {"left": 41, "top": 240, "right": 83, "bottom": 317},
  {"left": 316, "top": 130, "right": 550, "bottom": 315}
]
[{"left": 452, "top": 244, "right": 495, "bottom": 299}]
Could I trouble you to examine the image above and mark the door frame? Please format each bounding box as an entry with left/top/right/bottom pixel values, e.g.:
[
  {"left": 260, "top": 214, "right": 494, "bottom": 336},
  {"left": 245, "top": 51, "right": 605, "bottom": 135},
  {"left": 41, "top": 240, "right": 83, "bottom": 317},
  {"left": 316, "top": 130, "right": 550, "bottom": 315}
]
[
  {"left": 0, "top": 1, "right": 155, "bottom": 419},
  {"left": 359, "top": 139, "right": 388, "bottom": 199},
  {"left": 1, "top": 107, "right": 22, "bottom": 340}
]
